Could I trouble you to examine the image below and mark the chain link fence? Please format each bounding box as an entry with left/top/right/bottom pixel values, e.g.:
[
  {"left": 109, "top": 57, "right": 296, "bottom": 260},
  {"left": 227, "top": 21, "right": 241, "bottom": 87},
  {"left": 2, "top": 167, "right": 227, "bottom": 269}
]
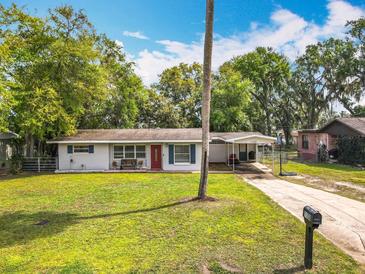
[{"left": 257, "top": 146, "right": 299, "bottom": 174}]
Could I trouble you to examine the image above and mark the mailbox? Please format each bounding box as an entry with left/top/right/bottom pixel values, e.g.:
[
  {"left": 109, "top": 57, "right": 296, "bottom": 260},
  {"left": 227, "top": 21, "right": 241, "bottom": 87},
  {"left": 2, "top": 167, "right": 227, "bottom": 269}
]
[
  {"left": 302, "top": 206, "right": 322, "bottom": 269},
  {"left": 303, "top": 206, "right": 322, "bottom": 228}
]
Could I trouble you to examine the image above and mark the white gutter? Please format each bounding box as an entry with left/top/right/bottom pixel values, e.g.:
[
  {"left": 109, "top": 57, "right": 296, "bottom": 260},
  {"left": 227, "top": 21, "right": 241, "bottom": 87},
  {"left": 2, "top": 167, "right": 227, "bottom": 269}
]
[
  {"left": 225, "top": 134, "right": 276, "bottom": 142},
  {"left": 47, "top": 139, "right": 204, "bottom": 144}
]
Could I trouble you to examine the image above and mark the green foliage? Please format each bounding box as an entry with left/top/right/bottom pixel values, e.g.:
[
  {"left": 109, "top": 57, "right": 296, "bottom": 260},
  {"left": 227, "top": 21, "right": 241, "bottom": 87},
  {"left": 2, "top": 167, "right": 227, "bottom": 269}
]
[
  {"left": 353, "top": 105, "right": 365, "bottom": 117},
  {"left": 0, "top": 174, "right": 360, "bottom": 272},
  {"left": 79, "top": 37, "right": 144, "bottom": 129},
  {"left": 9, "top": 153, "right": 22, "bottom": 174},
  {"left": 138, "top": 89, "right": 184, "bottom": 128},
  {"left": 211, "top": 63, "right": 252, "bottom": 131},
  {"left": 233, "top": 47, "right": 291, "bottom": 135},
  {"left": 0, "top": 4, "right": 146, "bottom": 155},
  {"left": 151, "top": 63, "right": 203, "bottom": 128},
  {"left": 337, "top": 136, "right": 365, "bottom": 165}
]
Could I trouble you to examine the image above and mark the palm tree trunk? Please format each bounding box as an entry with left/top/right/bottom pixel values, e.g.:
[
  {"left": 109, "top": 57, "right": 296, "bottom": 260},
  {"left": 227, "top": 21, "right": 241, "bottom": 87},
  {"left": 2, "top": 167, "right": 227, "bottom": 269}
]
[{"left": 198, "top": 0, "right": 214, "bottom": 199}]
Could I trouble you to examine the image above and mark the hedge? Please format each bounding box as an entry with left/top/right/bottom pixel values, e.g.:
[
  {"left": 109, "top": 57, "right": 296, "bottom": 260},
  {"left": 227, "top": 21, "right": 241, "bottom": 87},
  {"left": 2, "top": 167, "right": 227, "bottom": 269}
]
[{"left": 337, "top": 136, "right": 365, "bottom": 165}]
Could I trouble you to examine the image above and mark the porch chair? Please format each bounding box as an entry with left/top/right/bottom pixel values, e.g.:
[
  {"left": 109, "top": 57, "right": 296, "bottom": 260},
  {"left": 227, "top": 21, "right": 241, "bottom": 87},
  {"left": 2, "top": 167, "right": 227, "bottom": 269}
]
[{"left": 228, "top": 154, "right": 240, "bottom": 165}]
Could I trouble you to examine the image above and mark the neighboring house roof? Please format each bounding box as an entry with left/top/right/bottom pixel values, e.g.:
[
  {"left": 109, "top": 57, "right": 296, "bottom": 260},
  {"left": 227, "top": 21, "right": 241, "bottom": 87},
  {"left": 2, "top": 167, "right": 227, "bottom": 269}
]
[
  {"left": 0, "top": 131, "right": 19, "bottom": 140},
  {"left": 297, "top": 129, "right": 320, "bottom": 134},
  {"left": 291, "top": 130, "right": 299, "bottom": 137},
  {"left": 47, "top": 128, "right": 275, "bottom": 144},
  {"left": 296, "top": 118, "right": 365, "bottom": 136},
  {"left": 320, "top": 117, "right": 365, "bottom": 136}
]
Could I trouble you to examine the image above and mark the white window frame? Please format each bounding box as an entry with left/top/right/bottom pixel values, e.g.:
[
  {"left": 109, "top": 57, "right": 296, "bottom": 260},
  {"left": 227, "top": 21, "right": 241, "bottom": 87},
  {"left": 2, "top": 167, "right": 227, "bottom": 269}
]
[
  {"left": 174, "top": 144, "right": 190, "bottom": 164},
  {"left": 136, "top": 145, "right": 146, "bottom": 158},
  {"left": 73, "top": 145, "right": 90, "bottom": 154},
  {"left": 124, "top": 145, "right": 135, "bottom": 159},
  {"left": 113, "top": 145, "right": 146, "bottom": 160},
  {"left": 113, "top": 145, "right": 124, "bottom": 159}
]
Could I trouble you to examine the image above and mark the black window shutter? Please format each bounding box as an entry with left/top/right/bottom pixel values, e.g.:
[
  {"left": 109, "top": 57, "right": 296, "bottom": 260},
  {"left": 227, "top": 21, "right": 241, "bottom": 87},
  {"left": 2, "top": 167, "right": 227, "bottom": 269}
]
[
  {"left": 168, "top": 144, "right": 174, "bottom": 164},
  {"left": 67, "top": 145, "right": 73, "bottom": 154},
  {"left": 89, "top": 145, "right": 94, "bottom": 153},
  {"left": 190, "top": 144, "right": 196, "bottom": 164}
]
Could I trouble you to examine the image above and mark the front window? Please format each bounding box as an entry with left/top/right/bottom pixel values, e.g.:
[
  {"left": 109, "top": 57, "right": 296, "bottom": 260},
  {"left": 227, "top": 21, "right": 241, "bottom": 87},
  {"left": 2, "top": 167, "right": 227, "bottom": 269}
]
[
  {"left": 113, "top": 145, "right": 146, "bottom": 159},
  {"left": 113, "top": 145, "right": 124, "bottom": 159},
  {"left": 136, "top": 145, "right": 146, "bottom": 158},
  {"left": 124, "top": 145, "right": 135, "bottom": 159},
  {"left": 74, "top": 145, "right": 90, "bottom": 153},
  {"left": 302, "top": 135, "right": 309, "bottom": 149},
  {"left": 175, "top": 145, "right": 190, "bottom": 163}
]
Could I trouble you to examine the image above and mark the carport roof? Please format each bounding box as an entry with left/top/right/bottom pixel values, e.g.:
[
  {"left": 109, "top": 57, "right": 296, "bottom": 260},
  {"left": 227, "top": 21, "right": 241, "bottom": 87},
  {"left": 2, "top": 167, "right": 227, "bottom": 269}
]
[{"left": 47, "top": 128, "right": 275, "bottom": 144}]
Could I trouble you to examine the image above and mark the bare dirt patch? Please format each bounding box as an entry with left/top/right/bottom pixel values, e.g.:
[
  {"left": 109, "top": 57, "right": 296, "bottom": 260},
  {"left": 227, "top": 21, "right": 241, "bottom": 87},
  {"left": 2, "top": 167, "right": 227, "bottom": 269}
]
[{"left": 282, "top": 173, "right": 365, "bottom": 203}]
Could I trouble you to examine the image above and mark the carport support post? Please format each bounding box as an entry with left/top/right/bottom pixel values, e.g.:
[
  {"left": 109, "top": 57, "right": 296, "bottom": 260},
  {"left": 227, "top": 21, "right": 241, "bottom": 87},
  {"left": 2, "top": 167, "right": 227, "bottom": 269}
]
[
  {"left": 272, "top": 145, "right": 275, "bottom": 174},
  {"left": 232, "top": 141, "right": 235, "bottom": 172},
  {"left": 226, "top": 142, "right": 230, "bottom": 167}
]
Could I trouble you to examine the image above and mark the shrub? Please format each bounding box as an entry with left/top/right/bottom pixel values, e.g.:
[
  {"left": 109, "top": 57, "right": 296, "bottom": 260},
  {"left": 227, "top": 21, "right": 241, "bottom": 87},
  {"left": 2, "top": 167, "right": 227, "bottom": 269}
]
[
  {"left": 337, "top": 136, "right": 365, "bottom": 165},
  {"left": 10, "top": 154, "right": 23, "bottom": 174}
]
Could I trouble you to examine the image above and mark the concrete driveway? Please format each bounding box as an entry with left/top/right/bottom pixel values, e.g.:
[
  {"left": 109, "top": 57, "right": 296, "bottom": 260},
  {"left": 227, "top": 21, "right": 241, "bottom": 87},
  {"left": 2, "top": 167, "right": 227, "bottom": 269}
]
[{"left": 240, "top": 163, "right": 365, "bottom": 265}]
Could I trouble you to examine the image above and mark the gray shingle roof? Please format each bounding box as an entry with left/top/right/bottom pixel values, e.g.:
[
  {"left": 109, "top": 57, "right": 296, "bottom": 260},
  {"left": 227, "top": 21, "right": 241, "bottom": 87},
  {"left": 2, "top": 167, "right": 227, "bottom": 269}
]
[
  {"left": 320, "top": 117, "right": 365, "bottom": 135},
  {"left": 49, "top": 128, "right": 203, "bottom": 142},
  {"left": 48, "top": 128, "right": 272, "bottom": 143}
]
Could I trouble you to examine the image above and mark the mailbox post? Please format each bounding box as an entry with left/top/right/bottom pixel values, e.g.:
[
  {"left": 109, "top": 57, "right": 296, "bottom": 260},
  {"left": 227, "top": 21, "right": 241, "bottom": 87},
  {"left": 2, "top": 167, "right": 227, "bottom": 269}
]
[{"left": 303, "top": 206, "right": 322, "bottom": 269}]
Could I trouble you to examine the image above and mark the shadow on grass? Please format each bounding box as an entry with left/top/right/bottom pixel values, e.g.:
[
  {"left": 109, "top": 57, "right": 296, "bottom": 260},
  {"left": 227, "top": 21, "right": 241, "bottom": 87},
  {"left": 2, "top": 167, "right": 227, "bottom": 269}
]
[
  {"left": 0, "top": 172, "right": 55, "bottom": 182},
  {"left": 273, "top": 265, "right": 305, "bottom": 273},
  {"left": 0, "top": 198, "right": 198, "bottom": 248},
  {"left": 0, "top": 211, "right": 78, "bottom": 248},
  {"left": 78, "top": 197, "right": 198, "bottom": 220}
]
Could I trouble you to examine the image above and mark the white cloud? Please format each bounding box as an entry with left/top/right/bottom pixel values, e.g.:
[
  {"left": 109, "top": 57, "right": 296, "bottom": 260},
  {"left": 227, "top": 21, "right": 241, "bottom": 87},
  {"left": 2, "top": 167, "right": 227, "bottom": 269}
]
[
  {"left": 132, "top": 0, "right": 365, "bottom": 85},
  {"left": 115, "top": 40, "right": 124, "bottom": 48},
  {"left": 123, "top": 31, "right": 149, "bottom": 40}
]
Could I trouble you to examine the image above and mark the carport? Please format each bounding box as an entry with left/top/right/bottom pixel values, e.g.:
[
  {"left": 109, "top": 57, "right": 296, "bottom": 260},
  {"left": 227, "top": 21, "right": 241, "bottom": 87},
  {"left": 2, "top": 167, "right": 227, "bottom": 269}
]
[{"left": 209, "top": 132, "right": 276, "bottom": 172}]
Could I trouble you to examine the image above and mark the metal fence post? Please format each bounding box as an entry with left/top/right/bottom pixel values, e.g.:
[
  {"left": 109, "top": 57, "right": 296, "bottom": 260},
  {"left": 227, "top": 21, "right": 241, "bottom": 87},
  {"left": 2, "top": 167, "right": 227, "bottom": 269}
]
[{"left": 38, "top": 157, "right": 40, "bottom": 172}]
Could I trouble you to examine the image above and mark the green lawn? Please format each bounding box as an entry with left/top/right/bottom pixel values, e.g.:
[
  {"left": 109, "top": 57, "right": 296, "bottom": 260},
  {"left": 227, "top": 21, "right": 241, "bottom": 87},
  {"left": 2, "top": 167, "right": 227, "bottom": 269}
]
[
  {"left": 269, "top": 160, "right": 365, "bottom": 202},
  {"left": 279, "top": 161, "right": 365, "bottom": 186},
  {"left": 0, "top": 173, "right": 361, "bottom": 273}
]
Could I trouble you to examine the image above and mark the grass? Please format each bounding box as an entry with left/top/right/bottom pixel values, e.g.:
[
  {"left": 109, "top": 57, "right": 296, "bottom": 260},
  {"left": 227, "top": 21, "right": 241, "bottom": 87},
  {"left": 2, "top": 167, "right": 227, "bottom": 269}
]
[
  {"left": 269, "top": 160, "right": 365, "bottom": 202},
  {"left": 279, "top": 161, "right": 365, "bottom": 185},
  {"left": 0, "top": 173, "right": 362, "bottom": 273}
]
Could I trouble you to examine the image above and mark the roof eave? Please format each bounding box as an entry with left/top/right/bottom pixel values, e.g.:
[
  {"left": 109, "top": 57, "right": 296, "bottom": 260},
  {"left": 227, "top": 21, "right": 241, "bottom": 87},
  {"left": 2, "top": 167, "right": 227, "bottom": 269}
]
[
  {"left": 47, "top": 139, "right": 204, "bottom": 144},
  {"left": 225, "top": 134, "right": 276, "bottom": 143}
]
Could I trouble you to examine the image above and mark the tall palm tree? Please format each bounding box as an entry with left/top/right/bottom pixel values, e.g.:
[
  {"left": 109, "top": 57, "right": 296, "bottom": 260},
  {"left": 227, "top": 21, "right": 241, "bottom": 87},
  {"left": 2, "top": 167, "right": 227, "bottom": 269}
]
[{"left": 198, "top": 0, "right": 214, "bottom": 199}]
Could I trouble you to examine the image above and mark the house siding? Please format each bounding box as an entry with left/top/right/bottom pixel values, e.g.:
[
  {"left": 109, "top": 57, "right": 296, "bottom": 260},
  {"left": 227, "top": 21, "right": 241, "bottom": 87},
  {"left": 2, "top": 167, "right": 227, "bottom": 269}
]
[
  {"left": 108, "top": 144, "right": 151, "bottom": 169},
  {"left": 297, "top": 132, "right": 329, "bottom": 161},
  {"left": 162, "top": 143, "right": 202, "bottom": 171},
  {"left": 57, "top": 142, "right": 202, "bottom": 171},
  {"left": 58, "top": 143, "right": 109, "bottom": 170}
]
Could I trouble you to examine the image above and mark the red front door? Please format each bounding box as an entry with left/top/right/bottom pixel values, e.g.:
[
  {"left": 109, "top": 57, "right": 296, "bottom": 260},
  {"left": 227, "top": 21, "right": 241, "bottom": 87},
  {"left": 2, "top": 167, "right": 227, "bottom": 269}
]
[{"left": 151, "top": 145, "right": 162, "bottom": 169}]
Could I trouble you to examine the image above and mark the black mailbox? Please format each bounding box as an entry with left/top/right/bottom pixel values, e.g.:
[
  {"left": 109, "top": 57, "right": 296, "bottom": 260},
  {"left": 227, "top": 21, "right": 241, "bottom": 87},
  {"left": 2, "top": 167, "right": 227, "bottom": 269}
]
[
  {"left": 303, "top": 206, "right": 322, "bottom": 228},
  {"left": 302, "top": 206, "right": 322, "bottom": 269}
]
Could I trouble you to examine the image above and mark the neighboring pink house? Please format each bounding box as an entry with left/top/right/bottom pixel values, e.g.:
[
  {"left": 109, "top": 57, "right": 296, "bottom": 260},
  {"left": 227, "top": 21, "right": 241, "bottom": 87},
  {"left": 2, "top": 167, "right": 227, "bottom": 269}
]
[
  {"left": 297, "top": 130, "right": 334, "bottom": 161},
  {"left": 297, "top": 118, "right": 365, "bottom": 161}
]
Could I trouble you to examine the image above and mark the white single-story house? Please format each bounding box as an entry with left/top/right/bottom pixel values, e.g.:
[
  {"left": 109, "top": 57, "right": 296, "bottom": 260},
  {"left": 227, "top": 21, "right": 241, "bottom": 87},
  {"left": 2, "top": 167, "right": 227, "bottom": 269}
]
[{"left": 47, "top": 128, "right": 275, "bottom": 172}]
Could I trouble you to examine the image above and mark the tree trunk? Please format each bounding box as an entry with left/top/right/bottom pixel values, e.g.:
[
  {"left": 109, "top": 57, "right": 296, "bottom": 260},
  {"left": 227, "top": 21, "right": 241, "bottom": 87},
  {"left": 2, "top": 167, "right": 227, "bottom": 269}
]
[
  {"left": 25, "top": 132, "right": 34, "bottom": 157},
  {"left": 283, "top": 126, "right": 291, "bottom": 147},
  {"left": 198, "top": 0, "right": 214, "bottom": 199},
  {"left": 265, "top": 111, "right": 271, "bottom": 136}
]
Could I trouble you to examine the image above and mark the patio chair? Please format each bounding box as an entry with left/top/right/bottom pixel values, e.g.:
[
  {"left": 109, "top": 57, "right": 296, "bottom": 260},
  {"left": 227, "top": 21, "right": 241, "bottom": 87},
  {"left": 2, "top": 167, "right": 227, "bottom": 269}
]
[
  {"left": 136, "top": 160, "right": 144, "bottom": 169},
  {"left": 228, "top": 154, "right": 240, "bottom": 165}
]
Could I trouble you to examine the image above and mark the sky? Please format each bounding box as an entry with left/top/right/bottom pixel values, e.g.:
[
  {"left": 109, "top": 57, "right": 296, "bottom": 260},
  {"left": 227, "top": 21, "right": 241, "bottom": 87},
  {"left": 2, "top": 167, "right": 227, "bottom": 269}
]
[{"left": 2, "top": 0, "right": 365, "bottom": 86}]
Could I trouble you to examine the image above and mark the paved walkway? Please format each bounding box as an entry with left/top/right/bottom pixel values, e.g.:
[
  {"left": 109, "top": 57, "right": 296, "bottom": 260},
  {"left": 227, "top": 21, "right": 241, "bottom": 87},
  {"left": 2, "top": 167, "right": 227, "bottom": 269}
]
[{"left": 240, "top": 163, "right": 365, "bottom": 265}]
